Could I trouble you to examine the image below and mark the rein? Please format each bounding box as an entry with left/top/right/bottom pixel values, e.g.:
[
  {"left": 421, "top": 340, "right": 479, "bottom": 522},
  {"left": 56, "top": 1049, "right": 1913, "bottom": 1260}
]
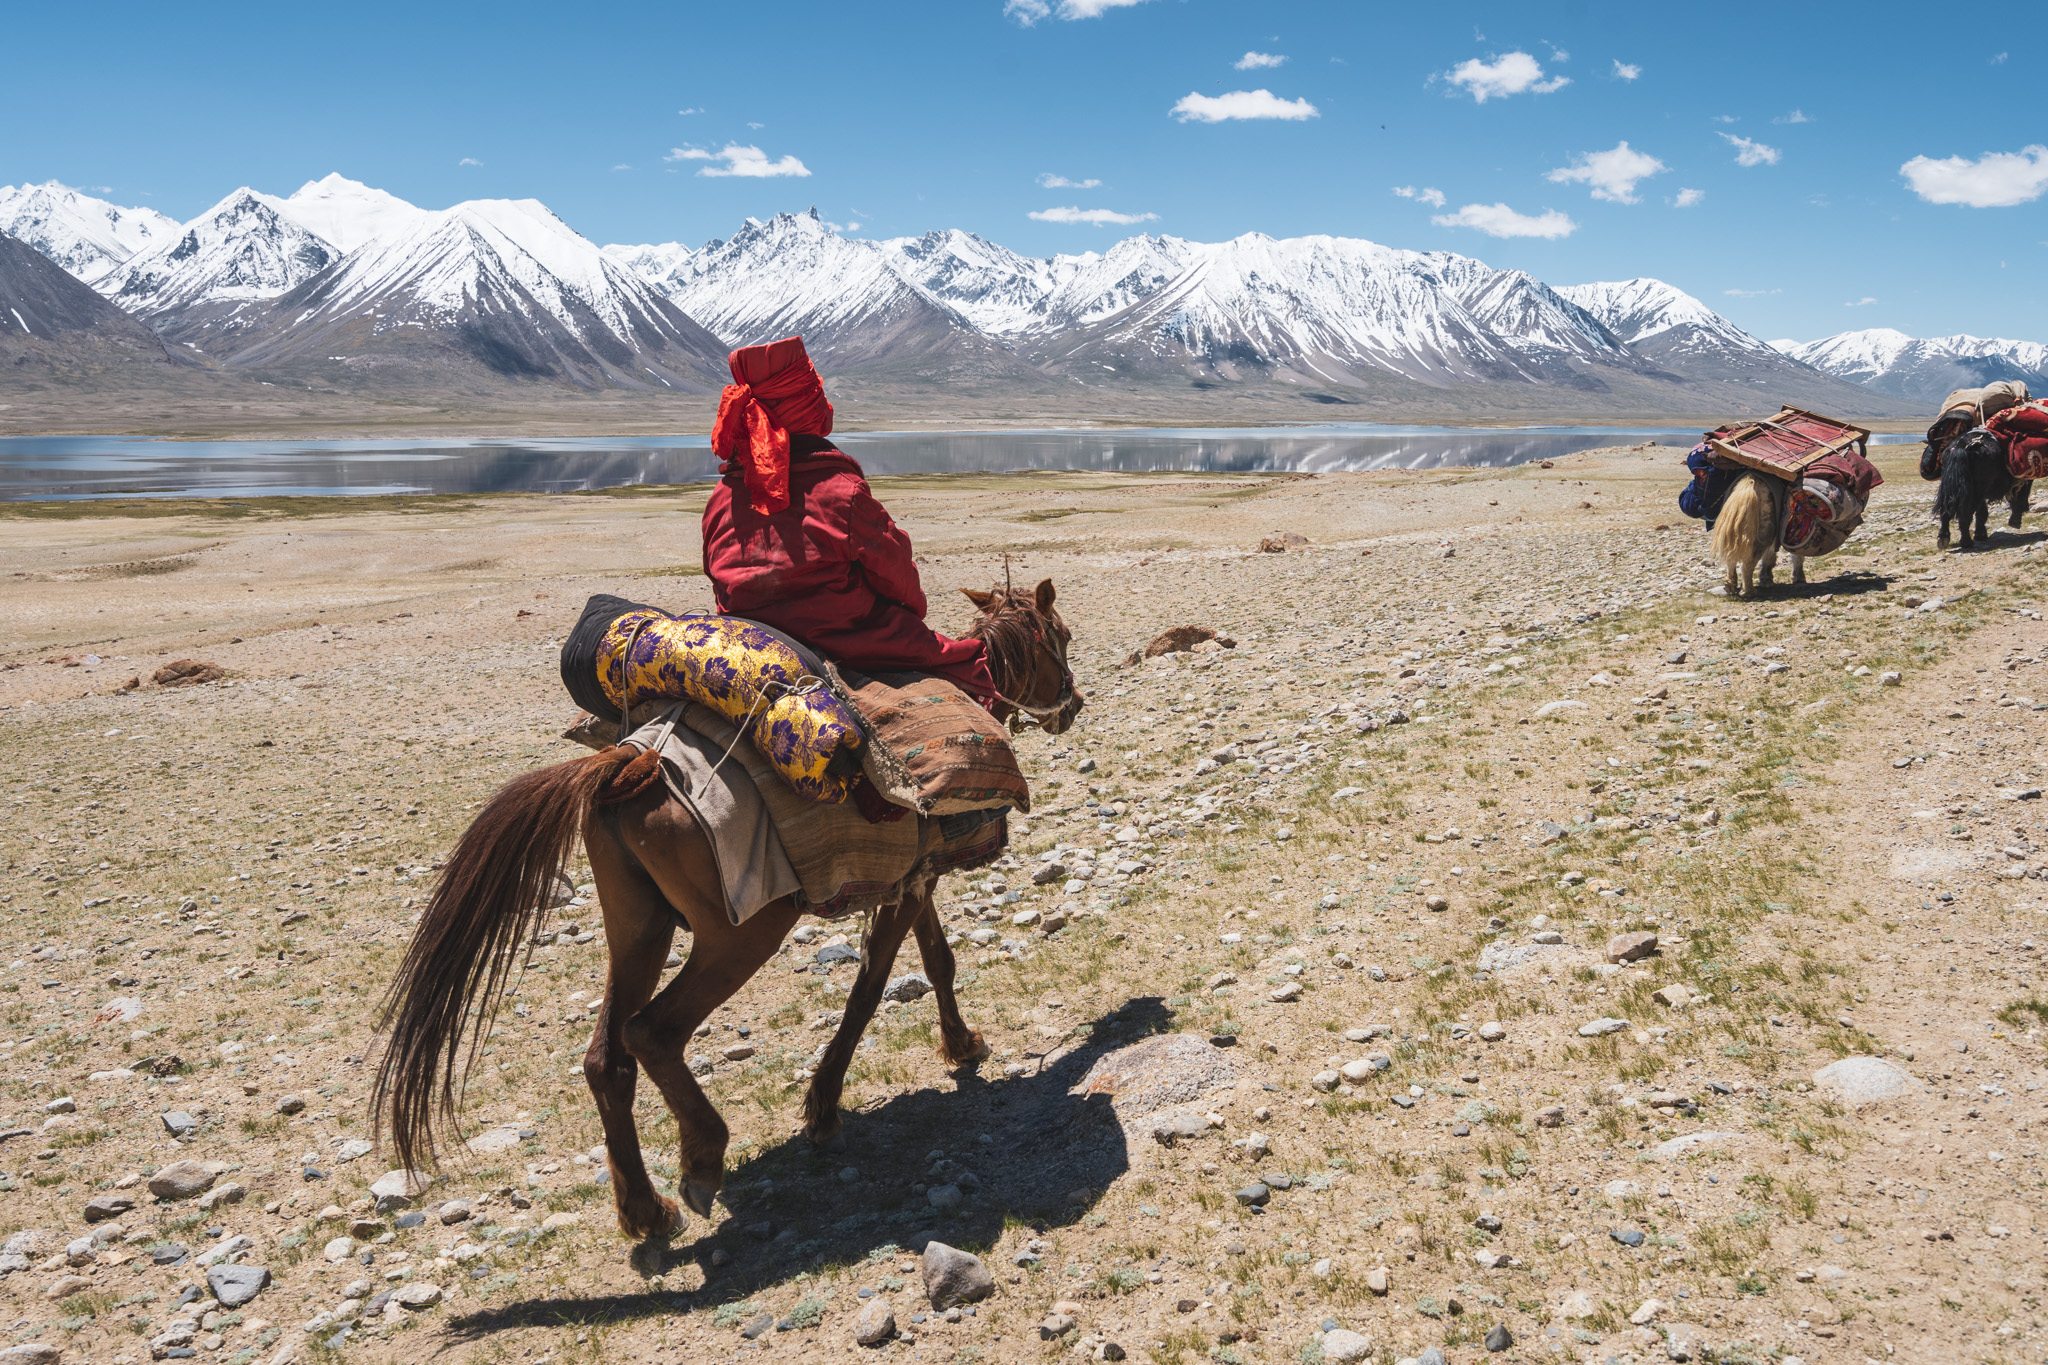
[{"left": 970, "top": 594, "right": 1075, "bottom": 733}]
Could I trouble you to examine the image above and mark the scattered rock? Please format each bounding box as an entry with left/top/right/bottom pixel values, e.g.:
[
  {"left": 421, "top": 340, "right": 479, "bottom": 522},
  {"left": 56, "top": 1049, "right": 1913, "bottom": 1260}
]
[
  {"left": 370, "top": 1169, "right": 429, "bottom": 1212},
  {"left": 0, "top": 1344, "right": 64, "bottom": 1363},
  {"left": 1364, "top": 1266, "right": 1389, "bottom": 1296},
  {"left": 1077, "top": 1032, "right": 1238, "bottom": 1130},
  {"left": 1813, "top": 1057, "right": 1925, "bottom": 1106},
  {"left": 854, "top": 1296, "right": 896, "bottom": 1346},
  {"left": 153, "top": 660, "right": 224, "bottom": 688},
  {"left": 1534, "top": 1105, "right": 1566, "bottom": 1129},
  {"left": 82, "top": 1194, "right": 135, "bottom": 1223},
  {"left": 1651, "top": 983, "right": 1693, "bottom": 1008},
  {"left": 1476, "top": 1021, "right": 1505, "bottom": 1042},
  {"left": 392, "top": 1281, "right": 443, "bottom": 1309},
  {"left": 44, "top": 1273, "right": 91, "bottom": 1300},
  {"left": 1577, "top": 1017, "right": 1630, "bottom": 1037},
  {"left": 1322, "top": 1328, "right": 1373, "bottom": 1362},
  {"left": 1606, "top": 930, "right": 1658, "bottom": 963},
  {"left": 883, "top": 973, "right": 932, "bottom": 1003},
  {"left": 147, "top": 1160, "right": 227, "bottom": 1201},
  {"left": 921, "top": 1241, "right": 994, "bottom": 1307},
  {"left": 206, "top": 1263, "right": 270, "bottom": 1308},
  {"left": 159, "top": 1110, "right": 198, "bottom": 1139}
]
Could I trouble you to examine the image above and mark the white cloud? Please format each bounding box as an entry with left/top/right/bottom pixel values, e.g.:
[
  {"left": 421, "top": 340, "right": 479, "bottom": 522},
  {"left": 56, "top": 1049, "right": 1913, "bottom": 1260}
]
[
  {"left": 1723, "top": 287, "right": 1780, "bottom": 297},
  {"left": 1005, "top": 0, "right": 1151, "bottom": 23},
  {"left": 1393, "top": 185, "right": 1447, "bottom": 208},
  {"left": 1170, "top": 89, "right": 1319, "bottom": 122},
  {"left": 1236, "top": 51, "right": 1287, "bottom": 69},
  {"left": 1712, "top": 114, "right": 1738, "bottom": 124},
  {"left": 1029, "top": 205, "right": 1159, "bottom": 225},
  {"left": 665, "top": 144, "right": 811, "bottom": 178},
  {"left": 1720, "top": 133, "right": 1781, "bottom": 167},
  {"left": 678, "top": 107, "right": 703, "bottom": 116},
  {"left": 1900, "top": 145, "right": 2048, "bottom": 208},
  {"left": 1444, "top": 51, "right": 1570, "bottom": 103},
  {"left": 1431, "top": 202, "right": 1577, "bottom": 239},
  {"left": 1549, "top": 47, "right": 1570, "bottom": 62},
  {"left": 1038, "top": 173, "right": 1102, "bottom": 189},
  {"left": 1845, "top": 296, "right": 1877, "bottom": 307},
  {"left": 822, "top": 219, "right": 862, "bottom": 233},
  {"left": 1674, "top": 187, "right": 1705, "bottom": 207},
  {"left": 1774, "top": 108, "right": 1812, "bottom": 124},
  {"left": 1612, "top": 59, "right": 1641, "bottom": 80},
  {"left": 458, "top": 157, "right": 482, "bottom": 167},
  {"left": 1546, "top": 141, "right": 1667, "bottom": 203},
  {"left": 612, "top": 164, "right": 632, "bottom": 171},
  {"left": 1991, "top": 51, "right": 2008, "bottom": 64}
]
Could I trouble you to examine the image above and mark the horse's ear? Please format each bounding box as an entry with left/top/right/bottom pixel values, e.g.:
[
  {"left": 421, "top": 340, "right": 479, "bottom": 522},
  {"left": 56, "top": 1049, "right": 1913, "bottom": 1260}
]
[
  {"left": 961, "top": 588, "right": 996, "bottom": 610},
  {"left": 1033, "top": 578, "right": 1056, "bottom": 612}
]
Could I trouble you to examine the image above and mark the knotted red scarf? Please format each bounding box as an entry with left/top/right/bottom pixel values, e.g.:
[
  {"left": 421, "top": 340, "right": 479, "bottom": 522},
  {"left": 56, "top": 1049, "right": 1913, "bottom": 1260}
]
[{"left": 711, "top": 336, "right": 835, "bottom": 515}]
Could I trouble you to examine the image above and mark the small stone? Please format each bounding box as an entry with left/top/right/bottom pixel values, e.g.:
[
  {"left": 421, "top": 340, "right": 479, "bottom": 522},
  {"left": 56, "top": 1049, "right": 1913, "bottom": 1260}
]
[
  {"left": 854, "top": 1296, "right": 896, "bottom": 1346},
  {"left": 44, "top": 1098, "right": 75, "bottom": 1115},
  {"left": 1477, "top": 1022, "right": 1505, "bottom": 1042},
  {"left": 438, "top": 1200, "right": 474, "bottom": 1225},
  {"left": 927, "top": 1184, "right": 963, "bottom": 1210},
  {"left": 0, "top": 1345, "right": 63, "bottom": 1363},
  {"left": 540, "top": 1211, "right": 582, "bottom": 1231},
  {"left": 1269, "top": 982, "right": 1302, "bottom": 1002},
  {"left": 1629, "top": 1298, "right": 1662, "bottom": 1325},
  {"left": 392, "top": 1281, "right": 443, "bottom": 1309},
  {"left": 1038, "top": 1312, "right": 1077, "bottom": 1340},
  {"left": 370, "top": 1169, "right": 429, "bottom": 1212},
  {"left": 1484, "top": 1324, "right": 1513, "bottom": 1353},
  {"left": 206, "top": 1263, "right": 270, "bottom": 1308},
  {"left": 44, "top": 1273, "right": 91, "bottom": 1300},
  {"left": 1424, "top": 895, "right": 1449, "bottom": 912},
  {"left": 1813, "top": 1056, "right": 1924, "bottom": 1106},
  {"left": 160, "top": 1110, "right": 198, "bottom": 1139},
  {"left": 740, "top": 1310, "right": 776, "bottom": 1340},
  {"left": 1879, "top": 671, "right": 1902, "bottom": 686},
  {"left": 147, "top": 1160, "right": 228, "bottom": 1201},
  {"left": 922, "top": 1241, "right": 994, "bottom": 1307},
  {"left": 1364, "top": 1266, "right": 1389, "bottom": 1295},
  {"left": 1652, "top": 984, "right": 1693, "bottom": 1008},
  {"left": 1234, "top": 1184, "right": 1270, "bottom": 1207},
  {"left": 324, "top": 1237, "right": 355, "bottom": 1262},
  {"left": 82, "top": 1194, "right": 135, "bottom": 1223},
  {"left": 1611, "top": 1227, "right": 1646, "bottom": 1248},
  {"left": 1322, "top": 1328, "right": 1373, "bottom": 1363},
  {"left": 883, "top": 974, "right": 932, "bottom": 1003},
  {"left": 195, "top": 1182, "right": 244, "bottom": 1212},
  {"left": 1535, "top": 1105, "right": 1566, "bottom": 1128},
  {"left": 1606, "top": 930, "right": 1658, "bottom": 963},
  {"left": 1578, "top": 1017, "right": 1630, "bottom": 1037},
  {"left": 1310, "top": 1070, "right": 1341, "bottom": 1092}
]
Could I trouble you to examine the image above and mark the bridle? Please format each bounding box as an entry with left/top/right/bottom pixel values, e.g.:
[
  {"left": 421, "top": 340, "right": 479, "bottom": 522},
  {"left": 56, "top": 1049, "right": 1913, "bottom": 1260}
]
[{"left": 974, "top": 593, "right": 1078, "bottom": 734}]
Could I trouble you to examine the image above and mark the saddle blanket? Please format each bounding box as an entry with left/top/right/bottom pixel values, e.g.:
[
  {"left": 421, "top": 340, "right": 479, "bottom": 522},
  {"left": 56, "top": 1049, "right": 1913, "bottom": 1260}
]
[{"left": 1782, "top": 478, "right": 1867, "bottom": 558}]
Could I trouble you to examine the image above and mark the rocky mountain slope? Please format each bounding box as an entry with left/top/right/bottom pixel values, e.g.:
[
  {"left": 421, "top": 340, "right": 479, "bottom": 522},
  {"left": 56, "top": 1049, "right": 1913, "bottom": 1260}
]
[
  {"left": 0, "top": 230, "right": 189, "bottom": 376},
  {"left": 1775, "top": 328, "right": 2048, "bottom": 408}
]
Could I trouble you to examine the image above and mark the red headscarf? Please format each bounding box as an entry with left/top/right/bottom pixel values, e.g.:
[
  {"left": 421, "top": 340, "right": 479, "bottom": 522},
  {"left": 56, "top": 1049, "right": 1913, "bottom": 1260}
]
[{"left": 711, "top": 336, "right": 835, "bottom": 515}]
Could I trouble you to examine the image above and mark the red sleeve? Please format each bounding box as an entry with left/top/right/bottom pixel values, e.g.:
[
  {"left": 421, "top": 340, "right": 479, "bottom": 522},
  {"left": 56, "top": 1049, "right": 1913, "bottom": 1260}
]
[{"left": 846, "top": 480, "right": 927, "bottom": 617}]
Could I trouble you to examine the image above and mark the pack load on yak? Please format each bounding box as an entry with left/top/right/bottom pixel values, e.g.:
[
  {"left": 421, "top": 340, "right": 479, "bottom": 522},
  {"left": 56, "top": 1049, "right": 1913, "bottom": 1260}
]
[
  {"left": 1677, "top": 407, "right": 1883, "bottom": 597},
  {"left": 1919, "top": 381, "right": 2035, "bottom": 548}
]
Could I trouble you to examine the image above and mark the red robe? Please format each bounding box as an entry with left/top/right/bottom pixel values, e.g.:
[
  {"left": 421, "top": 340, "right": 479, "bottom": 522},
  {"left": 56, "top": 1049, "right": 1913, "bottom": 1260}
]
[{"left": 701, "top": 437, "right": 997, "bottom": 706}]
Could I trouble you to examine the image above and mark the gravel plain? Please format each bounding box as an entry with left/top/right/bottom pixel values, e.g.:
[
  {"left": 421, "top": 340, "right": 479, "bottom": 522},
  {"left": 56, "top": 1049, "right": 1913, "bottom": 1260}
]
[{"left": 0, "top": 444, "right": 2043, "bottom": 1365}]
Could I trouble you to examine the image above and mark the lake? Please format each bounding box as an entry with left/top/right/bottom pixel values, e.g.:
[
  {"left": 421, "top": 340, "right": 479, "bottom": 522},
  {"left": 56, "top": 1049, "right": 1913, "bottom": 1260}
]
[{"left": 0, "top": 425, "right": 1914, "bottom": 501}]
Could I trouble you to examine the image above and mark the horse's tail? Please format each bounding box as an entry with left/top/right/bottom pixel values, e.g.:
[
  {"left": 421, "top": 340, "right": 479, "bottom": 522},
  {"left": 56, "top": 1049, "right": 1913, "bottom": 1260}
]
[
  {"left": 373, "top": 745, "right": 636, "bottom": 1175},
  {"left": 1712, "top": 474, "right": 1771, "bottom": 566}
]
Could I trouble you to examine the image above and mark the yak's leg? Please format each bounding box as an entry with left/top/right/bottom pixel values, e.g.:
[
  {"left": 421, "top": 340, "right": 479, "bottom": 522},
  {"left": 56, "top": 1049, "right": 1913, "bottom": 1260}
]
[
  {"left": 1975, "top": 503, "right": 1991, "bottom": 544},
  {"left": 610, "top": 800, "right": 801, "bottom": 1220},
  {"left": 1938, "top": 515, "right": 1952, "bottom": 549},
  {"left": 802, "top": 896, "right": 923, "bottom": 1145},
  {"left": 2009, "top": 480, "right": 2032, "bottom": 528},
  {"left": 1792, "top": 553, "right": 1807, "bottom": 587},
  {"left": 910, "top": 887, "right": 987, "bottom": 1066},
  {"left": 582, "top": 809, "right": 683, "bottom": 1239}
]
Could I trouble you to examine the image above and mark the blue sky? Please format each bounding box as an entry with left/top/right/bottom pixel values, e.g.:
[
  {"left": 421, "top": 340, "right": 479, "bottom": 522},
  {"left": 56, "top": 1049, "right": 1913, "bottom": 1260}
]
[{"left": 6, "top": 0, "right": 2042, "bottom": 343}]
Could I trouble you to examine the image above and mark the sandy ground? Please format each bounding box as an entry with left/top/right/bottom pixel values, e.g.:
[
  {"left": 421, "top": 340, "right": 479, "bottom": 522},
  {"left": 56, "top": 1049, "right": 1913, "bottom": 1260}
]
[{"left": 0, "top": 444, "right": 2043, "bottom": 1365}]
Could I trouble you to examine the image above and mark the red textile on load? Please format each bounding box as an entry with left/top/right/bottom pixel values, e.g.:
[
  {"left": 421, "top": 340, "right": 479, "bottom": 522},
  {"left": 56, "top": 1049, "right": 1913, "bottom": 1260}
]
[
  {"left": 1802, "top": 449, "right": 1885, "bottom": 500},
  {"left": 711, "top": 336, "right": 836, "bottom": 516},
  {"left": 1987, "top": 403, "right": 2048, "bottom": 480},
  {"left": 701, "top": 438, "right": 998, "bottom": 709}
]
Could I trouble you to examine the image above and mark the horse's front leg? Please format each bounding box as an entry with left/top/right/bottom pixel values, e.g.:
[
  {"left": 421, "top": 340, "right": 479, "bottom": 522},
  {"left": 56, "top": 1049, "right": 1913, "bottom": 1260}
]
[
  {"left": 910, "top": 888, "right": 988, "bottom": 1067},
  {"left": 802, "top": 896, "right": 922, "bottom": 1146}
]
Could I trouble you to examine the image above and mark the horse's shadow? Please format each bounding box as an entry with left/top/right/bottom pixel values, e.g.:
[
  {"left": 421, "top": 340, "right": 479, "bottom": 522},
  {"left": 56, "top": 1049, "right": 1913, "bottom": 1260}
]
[{"left": 439, "top": 996, "right": 1177, "bottom": 1339}]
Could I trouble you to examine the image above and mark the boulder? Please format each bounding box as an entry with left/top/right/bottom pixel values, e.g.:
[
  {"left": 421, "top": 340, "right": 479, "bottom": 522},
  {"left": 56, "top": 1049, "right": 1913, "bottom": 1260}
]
[
  {"left": 206, "top": 1263, "right": 270, "bottom": 1308},
  {"left": 921, "top": 1241, "right": 993, "bottom": 1308},
  {"left": 854, "top": 1296, "right": 896, "bottom": 1346}
]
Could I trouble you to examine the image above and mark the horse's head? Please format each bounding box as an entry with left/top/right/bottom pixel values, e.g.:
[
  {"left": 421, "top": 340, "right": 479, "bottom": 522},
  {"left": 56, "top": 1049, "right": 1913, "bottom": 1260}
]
[{"left": 962, "top": 578, "right": 1084, "bottom": 735}]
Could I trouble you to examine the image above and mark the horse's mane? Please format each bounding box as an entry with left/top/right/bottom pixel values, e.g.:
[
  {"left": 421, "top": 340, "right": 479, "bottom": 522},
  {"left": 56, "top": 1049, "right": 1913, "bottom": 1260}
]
[{"left": 964, "top": 587, "right": 1043, "bottom": 691}]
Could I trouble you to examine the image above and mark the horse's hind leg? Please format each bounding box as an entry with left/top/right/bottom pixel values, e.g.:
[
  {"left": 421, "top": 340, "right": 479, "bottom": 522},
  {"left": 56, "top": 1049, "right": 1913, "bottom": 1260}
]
[
  {"left": 910, "top": 887, "right": 988, "bottom": 1067},
  {"left": 583, "top": 811, "right": 684, "bottom": 1239},
  {"left": 802, "top": 896, "right": 923, "bottom": 1146}
]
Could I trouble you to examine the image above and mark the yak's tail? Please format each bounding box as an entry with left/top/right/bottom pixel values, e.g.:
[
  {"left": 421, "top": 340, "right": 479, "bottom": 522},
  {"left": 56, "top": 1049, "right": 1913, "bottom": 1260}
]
[
  {"left": 1712, "top": 474, "right": 1772, "bottom": 567},
  {"left": 372, "top": 746, "right": 636, "bottom": 1175}
]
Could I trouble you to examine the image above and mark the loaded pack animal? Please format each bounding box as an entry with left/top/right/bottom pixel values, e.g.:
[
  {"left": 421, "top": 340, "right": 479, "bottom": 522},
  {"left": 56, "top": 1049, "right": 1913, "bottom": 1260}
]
[
  {"left": 372, "top": 580, "right": 1080, "bottom": 1240},
  {"left": 1929, "top": 426, "right": 2016, "bottom": 550},
  {"left": 1711, "top": 471, "right": 1802, "bottom": 598}
]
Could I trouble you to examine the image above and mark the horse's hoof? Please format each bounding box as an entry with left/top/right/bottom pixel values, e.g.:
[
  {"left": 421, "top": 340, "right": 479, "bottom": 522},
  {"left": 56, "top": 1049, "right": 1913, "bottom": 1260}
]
[
  {"left": 680, "top": 1179, "right": 719, "bottom": 1219},
  {"left": 619, "top": 1194, "right": 682, "bottom": 1241},
  {"left": 803, "top": 1114, "right": 844, "bottom": 1148},
  {"left": 939, "top": 1029, "right": 991, "bottom": 1068}
]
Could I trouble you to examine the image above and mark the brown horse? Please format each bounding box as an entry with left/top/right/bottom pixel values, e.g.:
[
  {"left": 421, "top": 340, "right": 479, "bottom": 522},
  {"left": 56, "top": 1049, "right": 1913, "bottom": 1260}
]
[{"left": 372, "top": 580, "right": 1081, "bottom": 1240}]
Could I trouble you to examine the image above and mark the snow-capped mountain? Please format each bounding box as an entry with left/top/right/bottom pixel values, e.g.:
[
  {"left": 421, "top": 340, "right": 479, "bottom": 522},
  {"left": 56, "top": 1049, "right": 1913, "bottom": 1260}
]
[
  {"left": 100, "top": 188, "right": 338, "bottom": 327},
  {"left": 0, "top": 182, "right": 179, "bottom": 286},
  {"left": 282, "top": 173, "right": 432, "bottom": 253},
  {"left": 221, "top": 197, "right": 729, "bottom": 391},
  {"left": 630, "top": 210, "right": 1042, "bottom": 380},
  {"left": 1557, "top": 279, "right": 1777, "bottom": 358},
  {"left": 1774, "top": 329, "right": 2048, "bottom": 406},
  {"left": 877, "top": 229, "right": 1204, "bottom": 336}
]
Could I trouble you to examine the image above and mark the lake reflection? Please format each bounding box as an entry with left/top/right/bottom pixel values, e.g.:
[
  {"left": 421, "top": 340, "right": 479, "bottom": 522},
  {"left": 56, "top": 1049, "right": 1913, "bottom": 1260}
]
[{"left": 0, "top": 424, "right": 1910, "bottom": 501}]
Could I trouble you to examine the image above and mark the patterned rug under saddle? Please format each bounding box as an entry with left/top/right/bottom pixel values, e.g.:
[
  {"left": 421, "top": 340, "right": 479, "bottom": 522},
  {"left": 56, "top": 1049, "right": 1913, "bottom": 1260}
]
[{"left": 559, "top": 595, "right": 1023, "bottom": 924}]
